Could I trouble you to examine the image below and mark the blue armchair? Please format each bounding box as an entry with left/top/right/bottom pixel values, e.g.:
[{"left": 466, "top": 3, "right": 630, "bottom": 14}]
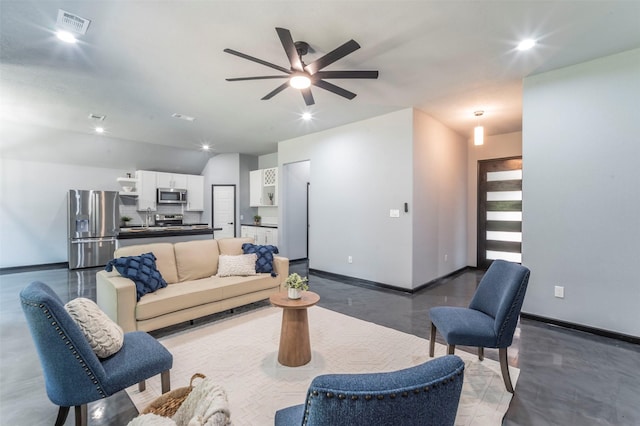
[
  {"left": 20, "top": 281, "right": 173, "bottom": 426},
  {"left": 275, "top": 355, "right": 464, "bottom": 426},
  {"left": 429, "top": 260, "right": 530, "bottom": 393}
]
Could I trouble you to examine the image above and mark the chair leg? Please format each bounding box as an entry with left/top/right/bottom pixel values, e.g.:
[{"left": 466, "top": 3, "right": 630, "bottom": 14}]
[
  {"left": 478, "top": 347, "right": 484, "bottom": 361},
  {"left": 429, "top": 323, "right": 436, "bottom": 357},
  {"left": 447, "top": 344, "right": 455, "bottom": 354},
  {"left": 161, "top": 370, "right": 171, "bottom": 394},
  {"left": 499, "top": 347, "right": 514, "bottom": 393},
  {"left": 75, "top": 405, "right": 87, "bottom": 426},
  {"left": 55, "top": 406, "right": 69, "bottom": 426},
  {"left": 139, "top": 380, "right": 146, "bottom": 392}
]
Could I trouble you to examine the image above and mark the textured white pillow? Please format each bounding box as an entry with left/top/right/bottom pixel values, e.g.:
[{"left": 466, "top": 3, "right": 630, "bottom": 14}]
[
  {"left": 65, "top": 297, "right": 124, "bottom": 358},
  {"left": 216, "top": 254, "right": 257, "bottom": 277}
]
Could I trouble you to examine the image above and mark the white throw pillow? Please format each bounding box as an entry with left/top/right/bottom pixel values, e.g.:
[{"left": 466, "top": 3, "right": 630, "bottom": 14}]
[
  {"left": 216, "top": 254, "right": 257, "bottom": 277},
  {"left": 65, "top": 297, "right": 124, "bottom": 358}
]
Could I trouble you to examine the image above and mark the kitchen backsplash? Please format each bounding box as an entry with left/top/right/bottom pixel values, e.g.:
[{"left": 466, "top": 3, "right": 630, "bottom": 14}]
[{"left": 119, "top": 197, "right": 203, "bottom": 226}]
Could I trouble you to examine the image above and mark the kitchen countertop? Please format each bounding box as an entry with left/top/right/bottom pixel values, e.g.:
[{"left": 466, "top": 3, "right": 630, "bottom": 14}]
[
  {"left": 118, "top": 225, "right": 219, "bottom": 239},
  {"left": 241, "top": 223, "right": 278, "bottom": 228}
]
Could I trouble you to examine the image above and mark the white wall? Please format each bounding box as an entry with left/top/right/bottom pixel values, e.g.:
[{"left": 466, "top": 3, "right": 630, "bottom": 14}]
[
  {"left": 412, "top": 110, "right": 468, "bottom": 286},
  {"left": 279, "top": 109, "right": 415, "bottom": 288},
  {"left": 466, "top": 132, "right": 523, "bottom": 266},
  {"left": 278, "top": 108, "right": 467, "bottom": 289},
  {"left": 0, "top": 159, "right": 127, "bottom": 267},
  {"left": 522, "top": 48, "right": 640, "bottom": 336},
  {"left": 201, "top": 153, "right": 246, "bottom": 236}
]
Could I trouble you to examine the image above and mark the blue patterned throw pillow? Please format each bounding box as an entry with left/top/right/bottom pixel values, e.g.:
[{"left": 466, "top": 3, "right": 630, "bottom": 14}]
[
  {"left": 242, "top": 243, "right": 279, "bottom": 276},
  {"left": 105, "top": 252, "right": 167, "bottom": 301}
]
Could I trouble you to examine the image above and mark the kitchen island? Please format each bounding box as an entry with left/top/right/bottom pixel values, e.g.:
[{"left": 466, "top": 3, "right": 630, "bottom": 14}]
[{"left": 117, "top": 225, "right": 218, "bottom": 247}]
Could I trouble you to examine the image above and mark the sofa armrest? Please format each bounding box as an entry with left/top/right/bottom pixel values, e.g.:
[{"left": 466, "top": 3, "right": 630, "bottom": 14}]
[
  {"left": 96, "top": 270, "right": 138, "bottom": 333},
  {"left": 273, "top": 256, "right": 289, "bottom": 291}
]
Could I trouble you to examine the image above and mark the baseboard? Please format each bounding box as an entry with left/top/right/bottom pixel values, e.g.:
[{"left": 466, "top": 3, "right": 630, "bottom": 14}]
[
  {"left": 0, "top": 262, "right": 68, "bottom": 275},
  {"left": 309, "top": 266, "right": 471, "bottom": 294},
  {"left": 520, "top": 312, "right": 640, "bottom": 345}
]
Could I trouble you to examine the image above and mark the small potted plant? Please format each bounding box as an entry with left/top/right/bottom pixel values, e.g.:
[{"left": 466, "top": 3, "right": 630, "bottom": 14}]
[
  {"left": 121, "top": 215, "right": 132, "bottom": 227},
  {"left": 285, "top": 273, "right": 309, "bottom": 299},
  {"left": 253, "top": 215, "right": 261, "bottom": 225}
]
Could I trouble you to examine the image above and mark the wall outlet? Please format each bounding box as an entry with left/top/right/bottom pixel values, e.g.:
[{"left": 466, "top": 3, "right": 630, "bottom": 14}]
[
  {"left": 444, "top": 254, "right": 448, "bottom": 262},
  {"left": 554, "top": 286, "right": 564, "bottom": 298},
  {"left": 389, "top": 209, "right": 400, "bottom": 218},
  {"left": 348, "top": 256, "right": 353, "bottom": 264},
  {"left": 240, "top": 214, "right": 244, "bottom": 220}
]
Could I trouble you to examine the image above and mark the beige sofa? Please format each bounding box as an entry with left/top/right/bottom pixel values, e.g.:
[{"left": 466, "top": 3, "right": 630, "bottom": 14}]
[{"left": 96, "top": 237, "right": 288, "bottom": 332}]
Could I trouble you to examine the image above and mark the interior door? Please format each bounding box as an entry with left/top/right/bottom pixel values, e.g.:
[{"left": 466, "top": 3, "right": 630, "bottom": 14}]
[
  {"left": 477, "top": 157, "right": 523, "bottom": 269},
  {"left": 212, "top": 185, "right": 236, "bottom": 239}
]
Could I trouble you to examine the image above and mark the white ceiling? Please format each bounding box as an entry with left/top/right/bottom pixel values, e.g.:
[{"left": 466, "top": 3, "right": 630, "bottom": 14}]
[{"left": 1, "top": 0, "right": 639, "bottom": 158}]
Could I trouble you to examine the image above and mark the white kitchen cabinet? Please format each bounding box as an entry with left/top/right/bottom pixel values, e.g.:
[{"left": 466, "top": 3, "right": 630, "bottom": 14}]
[
  {"left": 241, "top": 225, "right": 278, "bottom": 246},
  {"left": 249, "top": 167, "right": 278, "bottom": 207},
  {"left": 156, "top": 172, "right": 188, "bottom": 189},
  {"left": 241, "top": 225, "right": 258, "bottom": 242},
  {"left": 135, "top": 170, "right": 157, "bottom": 211},
  {"left": 186, "top": 175, "right": 204, "bottom": 211}
]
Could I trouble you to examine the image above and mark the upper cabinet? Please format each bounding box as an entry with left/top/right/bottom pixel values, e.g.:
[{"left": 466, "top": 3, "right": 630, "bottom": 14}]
[
  {"left": 132, "top": 170, "right": 204, "bottom": 211},
  {"left": 156, "top": 172, "right": 188, "bottom": 189},
  {"left": 250, "top": 167, "right": 278, "bottom": 207},
  {"left": 135, "top": 170, "right": 157, "bottom": 211},
  {"left": 186, "top": 175, "right": 204, "bottom": 211}
]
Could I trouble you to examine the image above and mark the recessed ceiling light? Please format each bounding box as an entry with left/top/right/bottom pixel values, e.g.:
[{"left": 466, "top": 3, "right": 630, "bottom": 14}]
[
  {"left": 301, "top": 112, "right": 312, "bottom": 121},
  {"left": 95, "top": 127, "right": 104, "bottom": 134},
  {"left": 201, "top": 144, "right": 211, "bottom": 151},
  {"left": 517, "top": 39, "right": 536, "bottom": 51},
  {"left": 56, "top": 30, "right": 77, "bottom": 43}
]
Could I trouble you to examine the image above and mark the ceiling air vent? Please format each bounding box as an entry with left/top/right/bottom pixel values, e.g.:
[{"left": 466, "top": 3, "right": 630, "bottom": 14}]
[
  {"left": 57, "top": 9, "right": 91, "bottom": 35},
  {"left": 172, "top": 113, "right": 196, "bottom": 122}
]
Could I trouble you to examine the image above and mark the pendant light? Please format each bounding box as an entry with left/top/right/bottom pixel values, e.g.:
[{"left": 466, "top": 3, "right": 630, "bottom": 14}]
[{"left": 474, "top": 111, "right": 484, "bottom": 146}]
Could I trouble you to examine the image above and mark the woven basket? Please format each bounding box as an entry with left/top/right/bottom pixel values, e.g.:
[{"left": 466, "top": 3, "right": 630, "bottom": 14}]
[{"left": 141, "top": 373, "right": 206, "bottom": 418}]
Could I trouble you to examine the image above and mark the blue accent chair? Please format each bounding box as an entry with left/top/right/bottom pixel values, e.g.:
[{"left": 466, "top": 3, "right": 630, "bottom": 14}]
[
  {"left": 275, "top": 355, "right": 464, "bottom": 426},
  {"left": 20, "top": 281, "right": 173, "bottom": 426},
  {"left": 429, "top": 260, "right": 530, "bottom": 393}
]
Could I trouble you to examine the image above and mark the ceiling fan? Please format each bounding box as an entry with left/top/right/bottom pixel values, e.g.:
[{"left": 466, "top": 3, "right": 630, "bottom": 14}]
[{"left": 224, "top": 27, "right": 378, "bottom": 106}]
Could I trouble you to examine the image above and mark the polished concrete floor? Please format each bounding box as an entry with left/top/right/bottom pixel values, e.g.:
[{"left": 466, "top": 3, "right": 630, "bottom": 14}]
[{"left": 1, "top": 261, "right": 638, "bottom": 425}]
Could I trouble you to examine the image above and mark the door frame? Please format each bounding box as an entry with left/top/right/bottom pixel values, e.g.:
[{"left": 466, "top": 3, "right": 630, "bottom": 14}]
[{"left": 211, "top": 184, "right": 237, "bottom": 238}]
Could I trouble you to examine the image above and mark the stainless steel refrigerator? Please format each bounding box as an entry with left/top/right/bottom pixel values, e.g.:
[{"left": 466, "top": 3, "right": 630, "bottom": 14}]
[{"left": 68, "top": 189, "right": 119, "bottom": 269}]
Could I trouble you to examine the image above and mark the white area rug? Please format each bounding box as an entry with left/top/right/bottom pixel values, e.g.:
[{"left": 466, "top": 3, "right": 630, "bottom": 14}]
[{"left": 126, "top": 306, "right": 518, "bottom": 425}]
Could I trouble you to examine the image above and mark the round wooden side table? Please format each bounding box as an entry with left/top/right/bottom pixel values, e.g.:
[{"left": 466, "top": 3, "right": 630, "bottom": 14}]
[{"left": 269, "top": 291, "right": 320, "bottom": 367}]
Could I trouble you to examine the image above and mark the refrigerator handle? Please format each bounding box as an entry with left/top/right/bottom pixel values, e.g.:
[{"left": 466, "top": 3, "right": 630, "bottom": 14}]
[{"left": 92, "top": 192, "right": 98, "bottom": 235}]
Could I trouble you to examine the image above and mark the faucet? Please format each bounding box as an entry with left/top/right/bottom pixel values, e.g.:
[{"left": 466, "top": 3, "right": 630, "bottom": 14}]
[{"left": 145, "top": 208, "right": 152, "bottom": 228}]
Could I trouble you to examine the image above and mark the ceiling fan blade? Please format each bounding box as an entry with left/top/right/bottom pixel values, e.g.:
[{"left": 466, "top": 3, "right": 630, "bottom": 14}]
[
  {"left": 313, "top": 80, "right": 356, "bottom": 100},
  {"left": 315, "top": 70, "right": 379, "bottom": 79},
  {"left": 275, "top": 27, "right": 303, "bottom": 72},
  {"left": 301, "top": 88, "right": 315, "bottom": 106},
  {"left": 226, "top": 76, "right": 289, "bottom": 81},
  {"left": 304, "top": 39, "right": 361, "bottom": 75},
  {"left": 224, "top": 48, "right": 291, "bottom": 74},
  {"left": 261, "top": 82, "right": 290, "bottom": 100}
]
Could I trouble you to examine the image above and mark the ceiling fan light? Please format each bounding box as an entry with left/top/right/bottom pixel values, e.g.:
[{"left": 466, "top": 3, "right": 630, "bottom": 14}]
[{"left": 290, "top": 74, "right": 311, "bottom": 89}]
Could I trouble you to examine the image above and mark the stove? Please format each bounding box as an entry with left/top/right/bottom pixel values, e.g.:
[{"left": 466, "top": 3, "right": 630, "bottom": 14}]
[{"left": 155, "top": 213, "right": 183, "bottom": 227}]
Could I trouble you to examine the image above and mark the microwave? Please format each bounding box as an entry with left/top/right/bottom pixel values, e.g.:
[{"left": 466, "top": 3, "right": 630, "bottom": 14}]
[{"left": 157, "top": 188, "right": 187, "bottom": 204}]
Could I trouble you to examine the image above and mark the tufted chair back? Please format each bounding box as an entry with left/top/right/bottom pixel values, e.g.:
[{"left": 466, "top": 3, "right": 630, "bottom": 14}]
[{"left": 275, "top": 355, "right": 464, "bottom": 426}]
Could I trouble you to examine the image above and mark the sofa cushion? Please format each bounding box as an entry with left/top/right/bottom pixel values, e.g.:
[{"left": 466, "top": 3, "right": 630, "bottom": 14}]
[
  {"left": 65, "top": 297, "right": 124, "bottom": 358},
  {"left": 135, "top": 274, "right": 279, "bottom": 321},
  {"left": 217, "top": 237, "right": 254, "bottom": 255},
  {"left": 105, "top": 253, "right": 168, "bottom": 300},
  {"left": 242, "top": 243, "right": 279, "bottom": 275},
  {"left": 174, "top": 239, "right": 220, "bottom": 282},
  {"left": 115, "top": 243, "right": 179, "bottom": 284},
  {"left": 217, "top": 254, "right": 257, "bottom": 277}
]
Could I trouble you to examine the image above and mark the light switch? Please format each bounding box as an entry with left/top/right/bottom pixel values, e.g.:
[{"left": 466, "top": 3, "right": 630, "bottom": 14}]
[{"left": 390, "top": 209, "right": 400, "bottom": 218}]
